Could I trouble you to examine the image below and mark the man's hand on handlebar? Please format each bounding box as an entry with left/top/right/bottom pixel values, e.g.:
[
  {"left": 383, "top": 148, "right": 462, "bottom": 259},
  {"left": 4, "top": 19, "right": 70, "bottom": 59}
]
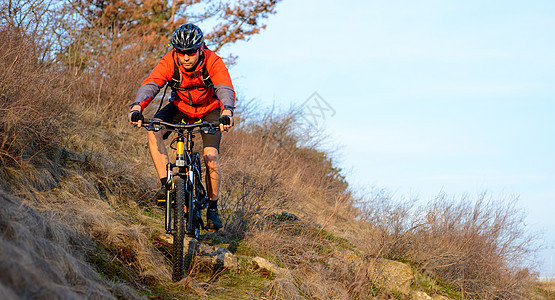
[
  {"left": 128, "top": 105, "right": 143, "bottom": 127},
  {"left": 219, "top": 109, "right": 234, "bottom": 132},
  {"left": 129, "top": 106, "right": 232, "bottom": 132}
]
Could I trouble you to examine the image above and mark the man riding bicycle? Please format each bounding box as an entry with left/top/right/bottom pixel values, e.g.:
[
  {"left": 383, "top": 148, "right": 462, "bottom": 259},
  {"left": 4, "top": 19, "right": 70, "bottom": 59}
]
[{"left": 128, "top": 24, "right": 235, "bottom": 231}]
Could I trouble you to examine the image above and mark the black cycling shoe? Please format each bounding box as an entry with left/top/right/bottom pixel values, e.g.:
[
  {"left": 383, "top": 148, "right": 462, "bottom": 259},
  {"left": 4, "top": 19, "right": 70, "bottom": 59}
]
[
  {"left": 154, "top": 186, "right": 166, "bottom": 206},
  {"left": 206, "top": 208, "right": 223, "bottom": 231}
]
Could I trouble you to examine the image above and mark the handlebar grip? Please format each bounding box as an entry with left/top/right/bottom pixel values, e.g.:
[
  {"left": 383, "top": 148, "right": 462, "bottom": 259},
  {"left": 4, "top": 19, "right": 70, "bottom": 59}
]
[
  {"left": 219, "top": 115, "right": 231, "bottom": 126},
  {"left": 131, "top": 111, "right": 143, "bottom": 122}
]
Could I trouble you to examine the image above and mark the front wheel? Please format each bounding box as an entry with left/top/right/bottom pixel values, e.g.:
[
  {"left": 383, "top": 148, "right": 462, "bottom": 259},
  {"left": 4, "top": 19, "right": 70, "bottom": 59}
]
[{"left": 172, "top": 177, "right": 186, "bottom": 282}]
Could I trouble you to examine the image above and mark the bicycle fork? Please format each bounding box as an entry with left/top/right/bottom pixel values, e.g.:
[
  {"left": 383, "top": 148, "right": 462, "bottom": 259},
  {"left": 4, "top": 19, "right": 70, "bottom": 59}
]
[
  {"left": 165, "top": 161, "right": 174, "bottom": 234},
  {"left": 186, "top": 163, "right": 195, "bottom": 235},
  {"left": 165, "top": 136, "right": 186, "bottom": 234},
  {"left": 165, "top": 136, "right": 196, "bottom": 235}
]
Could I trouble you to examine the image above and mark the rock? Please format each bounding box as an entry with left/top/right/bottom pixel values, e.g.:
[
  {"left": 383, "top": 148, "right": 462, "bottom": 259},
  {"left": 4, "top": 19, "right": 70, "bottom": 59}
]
[
  {"left": 252, "top": 257, "right": 291, "bottom": 278},
  {"left": 158, "top": 235, "right": 239, "bottom": 270},
  {"left": 372, "top": 259, "right": 414, "bottom": 296},
  {"left": 194, "top": 241, "right": 238, "bottom": 270},
  {"left": 158, "top": 234, "right": 173, "bottom": 244},
  {"left": 412, "top": 291, "right": 432, "bottom": 300}
]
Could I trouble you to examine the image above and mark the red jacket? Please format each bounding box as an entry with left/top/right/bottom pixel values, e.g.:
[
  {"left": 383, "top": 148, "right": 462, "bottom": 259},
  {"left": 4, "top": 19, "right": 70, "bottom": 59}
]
[{"left": 132, "top": 48, "right": 235, "bottom": 118}]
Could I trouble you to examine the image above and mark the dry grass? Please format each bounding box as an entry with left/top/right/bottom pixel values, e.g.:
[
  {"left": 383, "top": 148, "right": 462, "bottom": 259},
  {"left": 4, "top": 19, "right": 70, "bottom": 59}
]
[{"left": 0, "top": 190, "right": 140, "bottom": 299}]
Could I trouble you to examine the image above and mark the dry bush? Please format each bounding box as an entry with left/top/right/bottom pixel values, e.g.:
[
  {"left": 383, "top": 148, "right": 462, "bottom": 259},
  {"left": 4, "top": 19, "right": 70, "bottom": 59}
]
[
  {"left": 60, "top": 31, "right": 163, "bottom": 124},
  {"left": 357, "top": 191, "right": 537, "bottom": 299},
  {"left": 412, "top": 194, "right": 536, "bottom": 298},
  {"left": 0, "top": 26, "right": 65, "bottom": 168},
  {"left": 355, "top": 188, "right": 416, "bottom": 258},
  {"left": 217, "top": 108, "right": 355, "bottom": 239}
]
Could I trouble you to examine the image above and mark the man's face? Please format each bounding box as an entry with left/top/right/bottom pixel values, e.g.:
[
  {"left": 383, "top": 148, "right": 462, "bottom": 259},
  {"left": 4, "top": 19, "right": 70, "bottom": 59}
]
[{"left": 176, "top": 49, "right": 200, "bottom": 70}]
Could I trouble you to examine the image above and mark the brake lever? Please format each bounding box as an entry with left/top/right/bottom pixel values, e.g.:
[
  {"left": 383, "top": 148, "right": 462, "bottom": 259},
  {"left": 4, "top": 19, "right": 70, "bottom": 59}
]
[
  {"left": 147, "top": 123, "right": 162, "bottom": 132},
  {"left": 201, "top": 124, "right": 218, "bottom": 134}
]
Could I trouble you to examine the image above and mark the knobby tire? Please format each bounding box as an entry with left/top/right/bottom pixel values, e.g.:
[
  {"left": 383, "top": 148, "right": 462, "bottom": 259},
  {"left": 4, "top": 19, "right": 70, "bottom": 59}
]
[{"left": 172, "top": 177, "right": 186, "bottom": 282}]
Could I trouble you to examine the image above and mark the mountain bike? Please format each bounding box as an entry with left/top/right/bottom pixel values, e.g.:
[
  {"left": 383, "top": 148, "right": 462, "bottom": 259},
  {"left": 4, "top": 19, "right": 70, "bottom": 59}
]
[{"left": 142, "top": 118, "right": 219, "bottom": 282}]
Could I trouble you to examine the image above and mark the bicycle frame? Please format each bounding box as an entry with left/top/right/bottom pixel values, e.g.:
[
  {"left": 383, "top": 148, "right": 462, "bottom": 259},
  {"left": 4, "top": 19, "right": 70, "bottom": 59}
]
[
  {"left": 164, "top": 128, "right": 194, "bottom": 235},
  {"left": 143, "top": 118, "right": 216, "bottom": 236},
  {"left": 141, "top": 118, "right": 217, "bottom": 282}
]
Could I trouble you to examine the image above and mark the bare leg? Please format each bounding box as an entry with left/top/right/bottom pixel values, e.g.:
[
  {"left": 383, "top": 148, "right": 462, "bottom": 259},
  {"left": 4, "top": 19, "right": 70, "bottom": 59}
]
[
  {"left": 203, "top": 147, "right": 220, "bottom": 201},
  {"left": 148, "top": 129, "right": 169, "bottom": 180},
  {"left": 204, "top": 146, "right": 223, "bottom": 230}
]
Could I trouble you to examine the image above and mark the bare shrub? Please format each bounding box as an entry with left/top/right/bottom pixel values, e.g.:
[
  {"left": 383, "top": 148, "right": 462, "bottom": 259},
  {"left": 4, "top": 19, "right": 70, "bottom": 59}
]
[
  {"left": 0, "top": 26, "right": 65, "bottom": 168},
  {"left": 355, "top": 188, "right": 416, "bottom": 259},
  {"left": 412, "top": 194, "right": 536, "bottom": 298},
  {"left": 217, "top": 107, "right": 353, "bottom": 239},
  {"left": 357, "top": 191, "right": 537, "bottom": 298}
]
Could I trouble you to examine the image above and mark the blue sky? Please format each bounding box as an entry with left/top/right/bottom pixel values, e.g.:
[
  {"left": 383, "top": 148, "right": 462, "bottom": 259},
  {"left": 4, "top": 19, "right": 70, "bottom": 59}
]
[{"left": 210, "top": 0, "right": 555, "bottom": 275}]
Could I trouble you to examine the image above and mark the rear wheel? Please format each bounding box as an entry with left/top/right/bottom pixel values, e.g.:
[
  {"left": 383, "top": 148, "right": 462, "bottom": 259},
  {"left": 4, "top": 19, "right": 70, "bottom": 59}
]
[
  {"left": 192, "top": 153, "right": 207, "bottom": 204},
  {"left": 172, "top": 177, "right": 186, "bottom": 282},
  {"left": 191, "top": 205, "right": 202, "bottom": 239},
  {"left": 185, "top": 178, "right": 200, "bottom": 239},
  {"left": 187, "top": 153, "right": 204, "bottom": 239}
]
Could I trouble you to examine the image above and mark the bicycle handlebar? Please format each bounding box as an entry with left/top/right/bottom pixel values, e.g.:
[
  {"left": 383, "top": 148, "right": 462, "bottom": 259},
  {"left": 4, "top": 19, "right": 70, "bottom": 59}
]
[{"left": 141, "top": 118, "right": 220, "bottom": 133}]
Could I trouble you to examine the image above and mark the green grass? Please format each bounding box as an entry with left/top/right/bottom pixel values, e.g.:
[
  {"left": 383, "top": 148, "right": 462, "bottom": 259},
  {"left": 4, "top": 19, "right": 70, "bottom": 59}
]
[
  {"left": 196, "top": 256, "right": 273, "bottom": 299},
  {"left": 234, "top": 240, "right": 257, "bottom": 256},
  {"left": 86, "top": 242, "right": 135, "bottom": 283},
  {"left": 412, "top": 268, "right": 462, "bottom": 300},
  {"left": 141, "top": 256, "right": 273, "bottom": 299},
  {"left": 139, "top": 281, "right": 195, "bottom": 299},
  {"left": 313, "top": 227, "right": 356, "bottom": 251},
  {"left": 87, "top": 227, "right": 273, "bottom": 299}
]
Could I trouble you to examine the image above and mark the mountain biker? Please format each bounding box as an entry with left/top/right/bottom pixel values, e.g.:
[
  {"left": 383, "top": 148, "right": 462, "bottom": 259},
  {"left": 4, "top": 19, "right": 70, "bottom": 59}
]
[{"left": 128, "top": 24, "right": 235, "bottom": 231}]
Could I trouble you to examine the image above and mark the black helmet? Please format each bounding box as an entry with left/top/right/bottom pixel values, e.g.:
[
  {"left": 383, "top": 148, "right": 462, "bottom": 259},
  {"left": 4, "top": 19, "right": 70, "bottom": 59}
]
[{"left": 171, "top": 24, "right": 204, "bottom": 51}]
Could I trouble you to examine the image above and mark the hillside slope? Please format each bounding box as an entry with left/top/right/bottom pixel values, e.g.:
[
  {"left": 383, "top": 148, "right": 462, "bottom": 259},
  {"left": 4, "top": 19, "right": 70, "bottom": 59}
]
[{"left": 0, "top": 114, "right": 547, "bottom": 299}]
